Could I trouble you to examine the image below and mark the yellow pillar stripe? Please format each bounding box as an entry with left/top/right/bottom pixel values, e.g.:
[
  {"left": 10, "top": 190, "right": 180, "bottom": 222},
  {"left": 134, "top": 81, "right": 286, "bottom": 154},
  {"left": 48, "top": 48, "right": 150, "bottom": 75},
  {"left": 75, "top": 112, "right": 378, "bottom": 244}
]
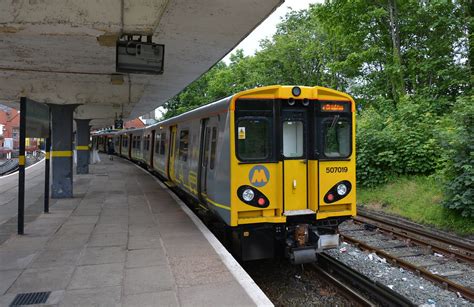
[
  {"left": 18, "top": 155, "right": 25, "bottom": 166},
  {"left": 45, "top": 152, "right": 50, "bottom": 159},
  {"left": 76, "top": 146, "right": 89, "bottom": 150},
  {"left": 51, "top": 151, "right": 73, "bottom": 157}
]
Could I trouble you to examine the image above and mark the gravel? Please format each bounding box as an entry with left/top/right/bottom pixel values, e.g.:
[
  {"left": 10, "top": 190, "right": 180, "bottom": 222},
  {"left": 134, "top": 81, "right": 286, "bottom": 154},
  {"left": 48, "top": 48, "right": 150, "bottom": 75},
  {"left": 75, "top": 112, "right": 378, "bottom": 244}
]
[
  {"left": 327, "top": 240, "right": 472, "bottom": 306},
  {"left": 243, "top": 259, "right": 351, "bottom": 306}
]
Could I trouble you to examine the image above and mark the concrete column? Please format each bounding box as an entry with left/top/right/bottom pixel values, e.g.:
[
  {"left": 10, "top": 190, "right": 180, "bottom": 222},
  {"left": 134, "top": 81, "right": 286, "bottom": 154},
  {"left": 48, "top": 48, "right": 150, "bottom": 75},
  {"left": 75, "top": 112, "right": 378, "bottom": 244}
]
[
  {"left": 75, "top": 119, "right": 91, "bottom": 174},
  {"left": 50, "top": 104, "right": 77, "bottom": 198}
]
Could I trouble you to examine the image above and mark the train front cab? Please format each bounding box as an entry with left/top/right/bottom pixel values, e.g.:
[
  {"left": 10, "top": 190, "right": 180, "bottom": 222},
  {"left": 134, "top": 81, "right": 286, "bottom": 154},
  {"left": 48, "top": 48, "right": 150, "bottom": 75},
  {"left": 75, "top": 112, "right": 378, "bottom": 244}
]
[{"left": 230, "top": 86, "right": 356, "bottom": 264}]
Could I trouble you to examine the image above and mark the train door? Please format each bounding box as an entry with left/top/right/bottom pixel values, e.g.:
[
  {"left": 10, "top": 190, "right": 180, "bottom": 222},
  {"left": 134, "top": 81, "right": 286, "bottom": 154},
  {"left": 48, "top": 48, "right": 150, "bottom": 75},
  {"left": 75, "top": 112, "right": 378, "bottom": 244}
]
[
  {"left": 281, "top": 109, "right": 309, "bottom": 214},
  {"left": 198, "top": 119, "right": 210, "bottom": 201},
  {"left": 168, "top": 126, "right": 177, "bottom": 181}
]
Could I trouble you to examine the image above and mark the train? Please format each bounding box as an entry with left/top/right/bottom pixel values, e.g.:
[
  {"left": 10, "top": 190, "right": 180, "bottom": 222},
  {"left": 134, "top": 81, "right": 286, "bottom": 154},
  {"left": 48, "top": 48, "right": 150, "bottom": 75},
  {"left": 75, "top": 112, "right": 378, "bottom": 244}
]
[{"left": 92, "top": 85, "right": 356, "bottom": 264}]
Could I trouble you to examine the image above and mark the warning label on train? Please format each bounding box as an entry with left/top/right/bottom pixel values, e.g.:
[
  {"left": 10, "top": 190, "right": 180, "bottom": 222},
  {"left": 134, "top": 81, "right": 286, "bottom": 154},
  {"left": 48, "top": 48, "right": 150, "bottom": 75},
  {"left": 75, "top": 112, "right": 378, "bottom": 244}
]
[{"left": 238, "top": 127, "right": 246, "bottom": 139}]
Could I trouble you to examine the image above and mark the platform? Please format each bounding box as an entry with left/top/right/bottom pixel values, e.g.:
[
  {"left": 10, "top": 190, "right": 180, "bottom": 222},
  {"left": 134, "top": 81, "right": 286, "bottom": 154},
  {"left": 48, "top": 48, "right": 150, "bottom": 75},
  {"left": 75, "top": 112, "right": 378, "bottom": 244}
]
[
  {"left": 0, "top": 160, "right": 50, "bottom": 245},
  {"left": 0, "top": 156, "right": 271, "bottom": 306}
]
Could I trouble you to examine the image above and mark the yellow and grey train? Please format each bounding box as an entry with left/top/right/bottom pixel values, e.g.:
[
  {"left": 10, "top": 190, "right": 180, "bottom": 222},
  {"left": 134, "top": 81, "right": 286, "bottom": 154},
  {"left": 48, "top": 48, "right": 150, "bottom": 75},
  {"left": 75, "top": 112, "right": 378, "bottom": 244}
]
[{"left": 93, "top": 85, "right": 356, "bottom": 264}]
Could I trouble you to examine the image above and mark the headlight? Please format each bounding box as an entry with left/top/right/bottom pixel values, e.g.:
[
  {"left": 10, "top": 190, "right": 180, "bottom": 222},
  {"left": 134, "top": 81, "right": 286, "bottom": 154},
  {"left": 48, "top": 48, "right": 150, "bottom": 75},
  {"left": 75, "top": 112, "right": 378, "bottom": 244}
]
[
  {"left": 336, "top": 184, "right": 347, "bottom": 196},
  {"left": 292, "top": 86, "right": 301, "bottom": 97},
  {"left": 242, "top": 189, "right": 255, "bottom": 202}
]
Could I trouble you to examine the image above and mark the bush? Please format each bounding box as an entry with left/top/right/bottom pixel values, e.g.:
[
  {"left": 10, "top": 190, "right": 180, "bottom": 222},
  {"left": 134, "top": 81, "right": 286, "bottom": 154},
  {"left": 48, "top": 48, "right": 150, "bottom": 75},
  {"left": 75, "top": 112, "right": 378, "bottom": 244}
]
[
  {"left": 356, "top": 96, "right": 441, "bottom": 187},
  {"left": 356, "top": 108, "right": 397, "bottom": 187},
  {"left": 441, "top": 95, "right": 474, "bottom": 217}
]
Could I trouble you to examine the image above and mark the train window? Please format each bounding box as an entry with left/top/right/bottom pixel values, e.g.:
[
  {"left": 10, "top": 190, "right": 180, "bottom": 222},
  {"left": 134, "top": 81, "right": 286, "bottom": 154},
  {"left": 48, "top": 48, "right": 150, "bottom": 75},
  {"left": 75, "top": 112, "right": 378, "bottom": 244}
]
[
  {"left": 210, "top": 127, "right": 217, "bottom": 169},
  {"left": 137, "top": 136, "right": 141, "bottom": 149},
  {"left": 179, "top": 130, "right": 189, "bottom": 161},
  {"left": 283, "top": 121, "right": 304, "bottom": 158},
  {"left": 160, "top": 132, "right": 166, "bottom": 155},
  {"left": 123, "top": 137, "right": 128, "bottom": 148},
  {"left": 203, "top": 128, "right": 211, "bottom": 167},
  {"left": 236, "top": 117, "right": 271, "bottom": 161},
  {"left": 322, "top": 116, "right": 351, "bottom": 158},
  {"left": 155, "top": 134, "right": 160, "bottom": 154}
]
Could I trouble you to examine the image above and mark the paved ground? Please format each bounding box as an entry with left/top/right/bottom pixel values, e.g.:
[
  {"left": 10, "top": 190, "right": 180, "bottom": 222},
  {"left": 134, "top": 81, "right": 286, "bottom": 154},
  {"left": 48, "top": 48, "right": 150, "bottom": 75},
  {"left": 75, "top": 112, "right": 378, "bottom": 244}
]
[
  {"left": 0, "top": 156, "right": 269, "bottom": 306},
  {"left": 0, "top": 160, "right": 52, "bottom": 245}
]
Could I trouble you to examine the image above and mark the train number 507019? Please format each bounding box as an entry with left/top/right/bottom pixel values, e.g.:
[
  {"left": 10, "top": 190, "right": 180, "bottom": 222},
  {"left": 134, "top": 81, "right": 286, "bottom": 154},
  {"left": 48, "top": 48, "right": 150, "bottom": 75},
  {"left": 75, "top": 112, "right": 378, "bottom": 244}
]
[{"left": 326, "top": 167, "right": 348, "bottom": 173}]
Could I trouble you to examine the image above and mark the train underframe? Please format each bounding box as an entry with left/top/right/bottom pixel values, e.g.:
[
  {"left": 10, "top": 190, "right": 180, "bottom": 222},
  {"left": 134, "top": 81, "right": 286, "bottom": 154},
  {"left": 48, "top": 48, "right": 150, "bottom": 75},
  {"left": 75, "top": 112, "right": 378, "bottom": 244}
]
[{"left": 230, "top": 215, "right": 351, "bottom": 264}]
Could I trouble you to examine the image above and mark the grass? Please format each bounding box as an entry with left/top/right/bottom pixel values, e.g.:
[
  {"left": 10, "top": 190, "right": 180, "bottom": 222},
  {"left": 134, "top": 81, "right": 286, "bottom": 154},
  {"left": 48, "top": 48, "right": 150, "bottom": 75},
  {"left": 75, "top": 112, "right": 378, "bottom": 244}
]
[{"left": 357, "top": 176, "right": 474, "bottom": 237}]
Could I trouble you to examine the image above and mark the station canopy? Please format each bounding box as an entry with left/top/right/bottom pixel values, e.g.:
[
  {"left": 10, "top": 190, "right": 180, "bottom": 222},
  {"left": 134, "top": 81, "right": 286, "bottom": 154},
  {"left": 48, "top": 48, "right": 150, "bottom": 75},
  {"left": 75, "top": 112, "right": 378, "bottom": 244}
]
[{"left": 0, "top": 0, "right": 282, "bottom": 128}]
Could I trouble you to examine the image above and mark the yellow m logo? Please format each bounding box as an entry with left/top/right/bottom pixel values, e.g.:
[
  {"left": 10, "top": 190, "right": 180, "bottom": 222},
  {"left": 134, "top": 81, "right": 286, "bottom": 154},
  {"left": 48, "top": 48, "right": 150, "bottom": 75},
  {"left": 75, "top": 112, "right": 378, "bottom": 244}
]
[{"left": 251, "top": 170, "right": 268, "bottom": 184}]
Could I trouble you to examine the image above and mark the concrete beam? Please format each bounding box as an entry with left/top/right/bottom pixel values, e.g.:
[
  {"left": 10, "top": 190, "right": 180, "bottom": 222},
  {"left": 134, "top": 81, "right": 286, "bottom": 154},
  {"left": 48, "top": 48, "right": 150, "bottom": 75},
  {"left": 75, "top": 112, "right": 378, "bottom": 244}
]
[{"left": 0, "top": 0, "right": 283, "bottom": 128}]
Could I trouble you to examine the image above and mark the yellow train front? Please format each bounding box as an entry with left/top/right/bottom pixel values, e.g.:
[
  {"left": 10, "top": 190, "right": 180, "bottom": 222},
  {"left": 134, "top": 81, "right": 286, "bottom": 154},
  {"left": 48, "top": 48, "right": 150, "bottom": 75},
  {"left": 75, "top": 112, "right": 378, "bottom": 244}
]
[
  {"left": 108, "top": 85, "right": 356, "bottom": 264},
  {"left": 229, "top": 86, "right": 356, "bottom": 263}
]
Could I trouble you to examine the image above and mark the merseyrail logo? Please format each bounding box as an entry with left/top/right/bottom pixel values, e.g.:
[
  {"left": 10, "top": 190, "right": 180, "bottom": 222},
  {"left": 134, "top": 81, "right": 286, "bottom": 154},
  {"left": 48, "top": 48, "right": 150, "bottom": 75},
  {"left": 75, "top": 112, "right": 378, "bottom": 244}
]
[{"left": 249, "top": 165, "right": 270, "bottom": 187}]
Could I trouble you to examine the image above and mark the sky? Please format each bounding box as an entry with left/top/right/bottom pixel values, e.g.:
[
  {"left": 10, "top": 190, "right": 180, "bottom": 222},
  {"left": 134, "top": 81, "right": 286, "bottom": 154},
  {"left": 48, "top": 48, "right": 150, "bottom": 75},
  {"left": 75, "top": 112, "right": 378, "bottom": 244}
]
[
  {"left": 223, "top": 0, "right": 322, "bottom": 61},
  {"left": 155, "top": 0, "right": 322, "bottom": 119}
]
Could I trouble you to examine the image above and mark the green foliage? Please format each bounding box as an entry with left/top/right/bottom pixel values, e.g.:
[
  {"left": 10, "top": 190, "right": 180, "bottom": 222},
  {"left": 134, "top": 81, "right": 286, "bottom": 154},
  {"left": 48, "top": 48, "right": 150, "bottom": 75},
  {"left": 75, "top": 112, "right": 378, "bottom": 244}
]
[
  {"left": 165, "top": 0, "right": 470, "bottom": 113},
  {"left": 161, "top": 0, "right": 471, "bottom": 216},
  {"left": 356, "top": 108, "right": 397, "bottom": 186},
  {"left": 356, "top": 97, "right": 441, "bottom": 187},
  {"left": 440, "top": 96, "right": 474, "bottom": 217},
  {"left": 358, "top": 176, "right": 474, "bottom": 236}
]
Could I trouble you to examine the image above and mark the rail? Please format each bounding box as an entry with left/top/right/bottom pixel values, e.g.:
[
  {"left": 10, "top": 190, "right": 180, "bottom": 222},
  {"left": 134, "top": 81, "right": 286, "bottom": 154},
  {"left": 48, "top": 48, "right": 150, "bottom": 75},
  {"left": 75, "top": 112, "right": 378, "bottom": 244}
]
[
  {"left": 315, "top": 253, "right": 415, "bottom": 307},
  {"left": 356, "top": 208, "right": 474, "bottom": 264},
  {"left": 341, "top": 234, "right": 474, "bottom": 302}
]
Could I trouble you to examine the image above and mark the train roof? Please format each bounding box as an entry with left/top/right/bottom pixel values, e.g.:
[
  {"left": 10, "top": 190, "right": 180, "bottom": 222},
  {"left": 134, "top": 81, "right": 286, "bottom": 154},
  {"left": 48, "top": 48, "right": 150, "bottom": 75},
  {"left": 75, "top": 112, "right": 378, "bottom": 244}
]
[{"left": 105, "top": 85, "right": 354, "bottom": 135}]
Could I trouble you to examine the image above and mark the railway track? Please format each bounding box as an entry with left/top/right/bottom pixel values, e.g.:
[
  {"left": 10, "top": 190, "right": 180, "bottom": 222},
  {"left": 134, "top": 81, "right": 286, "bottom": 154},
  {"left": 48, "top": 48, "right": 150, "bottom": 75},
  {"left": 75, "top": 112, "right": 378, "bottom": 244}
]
[
  {"left": 340, "top": 209, "right": 474, "bottom": 302},
  {"left": 314, "top": 253, "right": 415, "bottom": 306},
  {"left": 356, "top": 208, "right": 474, "bottom": 264}
]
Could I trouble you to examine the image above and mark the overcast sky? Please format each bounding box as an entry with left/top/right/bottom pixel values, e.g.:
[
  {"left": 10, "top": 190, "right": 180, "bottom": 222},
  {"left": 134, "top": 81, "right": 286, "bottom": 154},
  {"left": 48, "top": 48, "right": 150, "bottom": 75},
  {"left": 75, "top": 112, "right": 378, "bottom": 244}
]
[
  {"left": 223, "top": 0, "right": 322, "bottom": 61},
  {"left": 156, "top": 0, "right": 322, "bottom": 118}
]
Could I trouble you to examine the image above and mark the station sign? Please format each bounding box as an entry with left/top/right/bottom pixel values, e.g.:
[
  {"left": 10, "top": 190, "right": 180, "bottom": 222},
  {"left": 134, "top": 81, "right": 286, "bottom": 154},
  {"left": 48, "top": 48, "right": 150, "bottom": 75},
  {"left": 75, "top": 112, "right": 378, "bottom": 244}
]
[
  {"left": 18, "top": 97, "right": 51, "bottom": 235},
  {"left": 114, "top": 119, "right": 124, "bottom": 130},
  {"left": 22, "top": 98, "right": 50, "bottom": 138}
]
